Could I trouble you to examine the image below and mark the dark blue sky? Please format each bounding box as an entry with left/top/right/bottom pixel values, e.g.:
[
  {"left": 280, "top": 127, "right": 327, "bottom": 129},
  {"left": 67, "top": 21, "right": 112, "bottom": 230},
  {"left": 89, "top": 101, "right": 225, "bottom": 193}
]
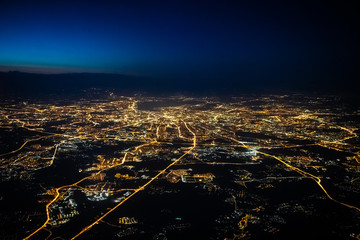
[{"left": 0, "top": 0, "right": 359, "bottom": 86}]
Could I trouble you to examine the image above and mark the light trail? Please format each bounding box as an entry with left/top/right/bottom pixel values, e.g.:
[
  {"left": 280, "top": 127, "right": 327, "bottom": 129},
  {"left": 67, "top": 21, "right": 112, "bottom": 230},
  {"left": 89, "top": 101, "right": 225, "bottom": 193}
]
[
  {"left": 0, "top": 135, "right": 53, "bottom": 157},
  {"left": 70, "top": 189, "right": 139, "bottom": 240},
  {"left": 175, "top": 123, "right": 183, "bottom": 138},
  {"left": 70, "top": 122, "right": 196, "bottom": 239},
  {"left": 227, "top": 136, "right": 360, "bottom": 212},
  {"left": 23, "top": 142, "right": 155, "bottom": 240},
  {"left": 23, "top": 187, "right": 61, "bottom": 240},
  {"left": 2, "top": 96, "right": 357, "bottom": 239},
  {"left": 178, "top": 162, "right": 260, "bottom": 166},
  {"left": 156, "top": 124, "right": 161, "bottom": 139},
  {"left": 259, "top": 143, "right": 316, "bottom": 149},
  {"left": 48, "top": 143, "right": 61, "bottom": 166}
]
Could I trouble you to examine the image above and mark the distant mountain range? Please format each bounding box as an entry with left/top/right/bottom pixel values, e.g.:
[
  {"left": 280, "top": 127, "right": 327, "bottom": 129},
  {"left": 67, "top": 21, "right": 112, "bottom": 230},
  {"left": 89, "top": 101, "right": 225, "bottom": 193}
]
[
  {"left": 0, "top": 71, "right": 247, "bottom": 97},
  {"left": 0, "top": 71, "right": 149, "bottom": 97},
  {"left": 0, "top": 71, "right": 357, "bottom": 98}
]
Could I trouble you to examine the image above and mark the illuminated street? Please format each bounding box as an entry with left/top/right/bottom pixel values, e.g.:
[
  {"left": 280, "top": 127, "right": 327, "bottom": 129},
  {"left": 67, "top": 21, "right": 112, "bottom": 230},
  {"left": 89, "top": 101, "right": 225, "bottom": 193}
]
[
  {"left": 0, "top": 94, "right": 359, "bottom": 239},
  {"left": 1, "top": 0, "right": 359, "bottom": 239}
]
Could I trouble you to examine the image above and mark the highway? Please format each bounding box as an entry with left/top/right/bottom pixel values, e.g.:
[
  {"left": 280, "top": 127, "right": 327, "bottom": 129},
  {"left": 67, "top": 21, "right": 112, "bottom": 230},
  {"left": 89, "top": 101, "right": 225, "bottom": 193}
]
[
  {"left": 23, "top": 141, "right": 156, "bottom": 240},
  {"left": 70, "top": 121, "right": 196, "bottom": 239},
  {"left": 226, "top": 135, "right": 360, "bottom": 212}
]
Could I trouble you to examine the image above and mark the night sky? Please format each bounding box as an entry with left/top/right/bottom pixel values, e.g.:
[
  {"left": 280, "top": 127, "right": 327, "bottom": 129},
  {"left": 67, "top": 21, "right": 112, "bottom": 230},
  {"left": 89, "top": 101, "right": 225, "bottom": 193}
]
[{"left": 0, "top": 0, "right": 359, "bottom": 91}]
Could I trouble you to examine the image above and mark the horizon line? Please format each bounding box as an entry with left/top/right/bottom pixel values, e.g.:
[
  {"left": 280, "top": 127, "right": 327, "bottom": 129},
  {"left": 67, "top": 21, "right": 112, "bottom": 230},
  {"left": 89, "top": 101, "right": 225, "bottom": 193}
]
[{"left": 0, "top": 65, "right": 144, "bottom": 76}]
